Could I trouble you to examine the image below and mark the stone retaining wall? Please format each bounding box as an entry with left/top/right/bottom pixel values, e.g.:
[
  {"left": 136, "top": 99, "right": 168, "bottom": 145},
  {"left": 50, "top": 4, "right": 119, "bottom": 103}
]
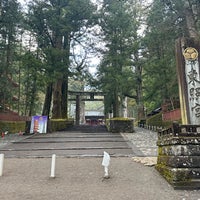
[
  {"left": 107, "top": 118, "right": 134, "bottom": 133},
  {"left": 156, "top": 123, "right": 200, "bottom": 189}
]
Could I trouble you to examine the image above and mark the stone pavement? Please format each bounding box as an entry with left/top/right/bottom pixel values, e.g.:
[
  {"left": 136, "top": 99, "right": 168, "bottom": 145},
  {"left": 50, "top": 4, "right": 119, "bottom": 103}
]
[
  {"left": 122, "top": 127, "right": 158, "bottom": 166},
  {"left": 0, "top": 126, "right": 133, "bottom": 157},
  {"left": 0, "top": 126, "right": 157, "bottom": 159},
  {"left": 0, "top": 127, "right": 199, "bottom": 200},
  {"left": 122, "top": 127, "right": 158, "bottom": 156},
  {"left": 0, "top": 133, "right": 31, "bottom": 148}
]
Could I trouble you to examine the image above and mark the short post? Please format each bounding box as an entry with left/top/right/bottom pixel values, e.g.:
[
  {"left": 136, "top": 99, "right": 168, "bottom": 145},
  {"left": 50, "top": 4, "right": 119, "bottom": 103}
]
[
  {"left": 50, "top": 154, "right": 56, "bottom": 178},
  {"left": 102, "top": 151, "right": 110, "bottom": 178},
  {"left": 104, "top": 166, "right": 109, "bottom": 177},
  {"left": 0, "top": 154, "right": 4, "bottom": 176}
]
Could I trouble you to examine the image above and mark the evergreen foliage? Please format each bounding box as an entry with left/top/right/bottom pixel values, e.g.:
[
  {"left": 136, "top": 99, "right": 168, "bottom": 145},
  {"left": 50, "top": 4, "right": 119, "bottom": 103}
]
[
  {"left": 142, "top": 0, "right": 200, "bottom": 112},
  {"left": 0, "top": 0, "right": 21, "bottom": 111},
  {"left": 1, "top": 0, "right": 200, "bottom": 121},
  {"left": 96, "top": 0, "right": 142, "bottom": 117}
]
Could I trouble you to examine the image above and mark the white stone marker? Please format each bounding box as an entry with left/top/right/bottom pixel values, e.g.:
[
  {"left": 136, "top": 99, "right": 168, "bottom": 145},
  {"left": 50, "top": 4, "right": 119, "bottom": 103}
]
[
  {"left": 0, "top": 154, "right": 4, "bottom": 176},
  {"left": 102, "top": 151, "right": 110, "bottom": 178},
  {"left": 50, "top": 154, "right": 56, "bottom": 178}
]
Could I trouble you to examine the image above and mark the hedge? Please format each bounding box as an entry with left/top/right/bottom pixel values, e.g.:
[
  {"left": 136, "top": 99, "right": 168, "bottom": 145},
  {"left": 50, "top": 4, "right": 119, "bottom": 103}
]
[
  {"left": 0, "top": 118, "right": 74, "bottom": 134},
  {"left": 146, "top": 113, "right": 181, "bottom": 128},
  {"left": 0, "top": 121, "right": 26, "bottom": 134}
]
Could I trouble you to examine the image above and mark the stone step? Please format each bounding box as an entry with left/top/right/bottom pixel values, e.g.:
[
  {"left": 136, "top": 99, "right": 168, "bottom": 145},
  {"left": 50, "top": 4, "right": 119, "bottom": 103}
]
[{"left": 65, "top": 125, "right": 108, "bottom": 133}]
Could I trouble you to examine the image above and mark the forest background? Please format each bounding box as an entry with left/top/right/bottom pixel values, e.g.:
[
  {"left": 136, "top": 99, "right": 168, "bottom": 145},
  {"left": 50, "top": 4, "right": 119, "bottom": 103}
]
[{"left": 0, "top": 0, "right": 200, "bottom": 121}]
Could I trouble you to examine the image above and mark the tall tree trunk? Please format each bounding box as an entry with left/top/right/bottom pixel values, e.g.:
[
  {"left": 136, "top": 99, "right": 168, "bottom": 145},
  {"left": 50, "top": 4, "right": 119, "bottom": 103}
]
[
  {"left": 122, "top": 96, "right": 128, "bottom": 118},
  {"left": 28, "top": 74, "right": 37, "bottom": 116},
  {"left": 135, "top": 54, "right": 145, "bottom": 120},
  {"left": 51, "top": 32, "right": 63, "bottom": 119},
  {"left": 61, "top": 34, "right": 70, "bottom": 119},
  {"left": 42, "top": 82, "right": 53, "bottom": 117},
  {"left": 184, "top": 1, "right": 200, "bottom": 39},
  {"left": 61, "top": 75, "right": 68, "bottom": 118},
  {"left": 52, "top": 79, "right": 62, "bottom": 118},
  {"left": 113, "top": 88, "right": 120, "bottom": 117}
]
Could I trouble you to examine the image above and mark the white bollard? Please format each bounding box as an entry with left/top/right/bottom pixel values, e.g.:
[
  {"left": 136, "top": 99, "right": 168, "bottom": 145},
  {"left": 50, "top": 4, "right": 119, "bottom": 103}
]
[
  {"left": 102, "top": 151, "right": 110, "bottom": 178},
  {"left": 104, "top": 166, "right": 109, "bottom": 177},
  {"left": 50, "top": 154, "right": 56, "bottom": 178},
  {"left": 0, "top": 154, "right": 4, "bottom": 176}
]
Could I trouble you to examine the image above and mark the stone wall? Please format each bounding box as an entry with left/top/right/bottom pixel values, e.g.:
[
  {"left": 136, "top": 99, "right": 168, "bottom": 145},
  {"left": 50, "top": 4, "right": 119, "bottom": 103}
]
[
  {"left": 156, "top": 123, "right": 200, "bottom": 189},
  {"left": 107, "top": 118, "right": 134, "bottom": 133}
]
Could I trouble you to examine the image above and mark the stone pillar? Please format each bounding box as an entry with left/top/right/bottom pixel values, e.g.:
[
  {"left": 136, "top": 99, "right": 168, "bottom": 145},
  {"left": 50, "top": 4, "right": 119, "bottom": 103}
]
[
  {"left": 75, "top": 95, "right": 80, "bottom": 125},
  {"left": 80, "top": 100, "right": 85, "bottom": 124},
  {"left": 175, "top": 37, "right": 200, "bottom": 124},
  {"left": 156, "top": 123, "right": 200, "bottom": 189}
]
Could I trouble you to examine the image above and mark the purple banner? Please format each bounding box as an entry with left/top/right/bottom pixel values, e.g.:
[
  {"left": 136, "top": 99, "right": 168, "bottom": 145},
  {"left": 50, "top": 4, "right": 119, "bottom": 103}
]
[{"left": 30, "top": 116, "right": 48, "bottom": 134}]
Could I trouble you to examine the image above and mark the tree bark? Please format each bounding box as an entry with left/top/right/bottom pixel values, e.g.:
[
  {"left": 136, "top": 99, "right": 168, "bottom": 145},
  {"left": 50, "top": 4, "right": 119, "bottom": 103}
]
[
  {"left": 184, "top": 1, "right": 200, "bottom": 39},
  {"left": 28, "top": 73, "right": 37, "bottom": 116},
  {"left": 52, "top": 79, "right": 62, "bottom": 118},
  {"left": 61, "top": 76, "right": 68, "bottom": 118},
  {"left": 42, "top": 82, "right": 53, "bottom": 117},
  {"left": 113, "top": 88, "right": 120, "bottom": 117}
]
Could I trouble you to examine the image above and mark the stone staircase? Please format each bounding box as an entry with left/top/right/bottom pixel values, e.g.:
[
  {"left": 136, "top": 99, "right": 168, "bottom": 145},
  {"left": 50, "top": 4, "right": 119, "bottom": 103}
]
[
  {"left": 0, "top": 124, "right": 134, "bottom": 157},
  {"left": 65, "top": 124, "right": 108, "bottom": 133}
]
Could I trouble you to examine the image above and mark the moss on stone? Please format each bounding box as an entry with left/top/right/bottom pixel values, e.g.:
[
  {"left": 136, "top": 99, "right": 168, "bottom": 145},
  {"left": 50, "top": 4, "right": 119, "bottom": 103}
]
[
  {"left": 156, "top": 164, "right": 190, "bottom": 183},
  {"left": 107, "top": 118, "right": 134, "bottom": 133},
  {"left": 109, "top": 117, "right": 131, "bottom": 121}
]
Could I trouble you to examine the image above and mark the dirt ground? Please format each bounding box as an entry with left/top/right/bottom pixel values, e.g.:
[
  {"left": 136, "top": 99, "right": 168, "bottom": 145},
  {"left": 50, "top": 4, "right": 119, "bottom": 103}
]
[{"left": 0, "top": 157, "right": 199, "bottom": 200}]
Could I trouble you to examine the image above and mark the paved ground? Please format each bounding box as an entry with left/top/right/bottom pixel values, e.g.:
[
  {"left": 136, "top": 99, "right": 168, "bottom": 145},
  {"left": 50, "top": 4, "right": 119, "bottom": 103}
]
[
  {"left": 0, "top": 126, "right": 199, "bottom": 200},
  {"left": 122, "top": 127, "right": 158, "bottom": 156}
]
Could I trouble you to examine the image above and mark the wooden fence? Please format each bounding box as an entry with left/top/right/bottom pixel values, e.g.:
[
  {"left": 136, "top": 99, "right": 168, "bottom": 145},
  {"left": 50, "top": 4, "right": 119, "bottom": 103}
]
[
  {"left": 162, "top": 109, "right": 181, "bottom": 121},
  {"left": 0, "top": 113, "right": 31, "bottom": 121}
]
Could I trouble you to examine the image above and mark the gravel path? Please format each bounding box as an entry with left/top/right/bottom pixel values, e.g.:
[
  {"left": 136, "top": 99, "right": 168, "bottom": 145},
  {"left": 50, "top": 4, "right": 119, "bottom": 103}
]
[{"left": 122, "top": 127, "right": 158, "bottom": 156}]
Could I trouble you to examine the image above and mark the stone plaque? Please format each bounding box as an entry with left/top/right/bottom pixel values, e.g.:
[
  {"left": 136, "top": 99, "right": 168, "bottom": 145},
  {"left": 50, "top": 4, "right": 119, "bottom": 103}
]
[
  {"left": 176, "top": 38, "right": 200, "bottom": 124},
  {"left": 183, "top": 47, "right": 200, "bottom": 124}
]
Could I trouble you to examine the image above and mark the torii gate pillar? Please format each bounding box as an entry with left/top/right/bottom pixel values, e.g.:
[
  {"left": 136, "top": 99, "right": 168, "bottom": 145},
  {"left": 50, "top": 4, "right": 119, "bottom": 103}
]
[{"left": 75, "top": 95, "right": 80, "bottom": 125}]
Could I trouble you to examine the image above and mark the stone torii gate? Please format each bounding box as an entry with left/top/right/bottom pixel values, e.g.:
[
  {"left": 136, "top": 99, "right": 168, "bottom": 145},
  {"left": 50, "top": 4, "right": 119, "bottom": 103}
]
[{"left": 68, "top": 91, "right": 105, "bottom": 125}]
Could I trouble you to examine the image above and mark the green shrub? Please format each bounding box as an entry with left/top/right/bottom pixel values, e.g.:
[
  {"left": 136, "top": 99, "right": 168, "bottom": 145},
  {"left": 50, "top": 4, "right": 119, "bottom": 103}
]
[
  {"left": 0, "top": 118, "right": 74, "bottom": 134},
  {"left": 0, "top": 121, "right": 26, "bottom": 134},
  {"left": 49, "top": 118, "right": 74, "bottom": 132},
  {"left": 146, "top": 113, "right": 181, "bottom": 128}
]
